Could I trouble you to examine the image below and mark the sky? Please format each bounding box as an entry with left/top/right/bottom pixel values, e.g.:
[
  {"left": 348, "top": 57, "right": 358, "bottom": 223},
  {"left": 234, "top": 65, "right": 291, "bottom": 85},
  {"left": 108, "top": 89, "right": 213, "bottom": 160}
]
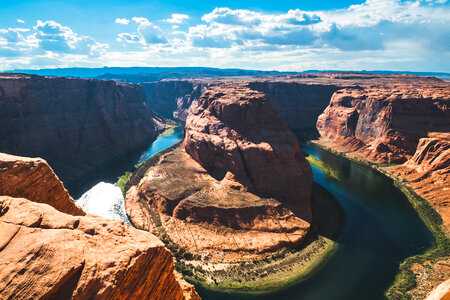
[{"left": 0, "top": 0, "right": 449, "bottom": 72}]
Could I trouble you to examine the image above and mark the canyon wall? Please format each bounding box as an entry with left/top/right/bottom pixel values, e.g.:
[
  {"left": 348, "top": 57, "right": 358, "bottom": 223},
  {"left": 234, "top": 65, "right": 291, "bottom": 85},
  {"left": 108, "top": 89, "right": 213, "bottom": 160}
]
[
  {"left": 317, "top": 86, "right": 450, "bottom": 163},
  {"left": 0, "top": 73, "right": 170, "bottom": 186},
  {"left": 387, "top": 132, "right": 450, "bottom": 231},
  {"left": 142, "top": 80, "right": 206, "bottom": 120},
  {"left": 248, "top": 81, "right": 340, "bottom": 139}
]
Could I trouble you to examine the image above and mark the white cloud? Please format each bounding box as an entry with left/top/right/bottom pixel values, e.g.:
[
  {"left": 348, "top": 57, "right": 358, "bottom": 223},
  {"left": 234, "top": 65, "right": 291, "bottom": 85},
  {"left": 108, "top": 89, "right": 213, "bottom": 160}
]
[
  {"left": 1, "top": 0, "right": 449, "bottom": 72},
  {"left": 117, "top": 17, "right": 167, "bottom": 45},
  {"left": 17, "top": 19, "right": 25, "bottom": 24},
  {"left": 165, "top": 13, "right": 189, "bottom": 24},
  {"left": 115, "top": 18, "right": 130, "bottom": 25}
]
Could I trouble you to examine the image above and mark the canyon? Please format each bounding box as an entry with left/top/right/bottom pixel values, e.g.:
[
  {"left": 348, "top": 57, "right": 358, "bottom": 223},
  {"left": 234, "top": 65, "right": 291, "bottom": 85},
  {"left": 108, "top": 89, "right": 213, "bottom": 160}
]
[
  {"left": 0, "top": 73, "right": 172, "bottom": 187},
  {"left": 121, "top": 73, "right": 449, "bottom": 299},
  {"left": 0, "top": 71, "right": 449, "bottom": 299}
]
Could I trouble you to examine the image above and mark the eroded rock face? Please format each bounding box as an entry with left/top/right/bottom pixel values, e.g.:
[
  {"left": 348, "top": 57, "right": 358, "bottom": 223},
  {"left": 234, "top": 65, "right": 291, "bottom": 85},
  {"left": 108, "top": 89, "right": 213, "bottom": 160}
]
[
  {"left": 0, "top": 196, "right": 199, "bottom": 300},
  {"left": 142, "top": 80, "right": 207, "bottom": 121},
  {"left": 125, "top": 83, "right": 313, "bottom": 262},
  {"left": 184, "top": 83, "right": 313, "bottom": 212},
  {"left": 0, "top": 152, "right": 85, "bottom": 216},
  {"left": 387, "top": 133, "right": 450, "bottom": 232},
  {"left": 0, "top": 73, "right": 170, "bottom": 186},
  {"left": 317, "top": 87, "right": 450, "bottom": 163}
]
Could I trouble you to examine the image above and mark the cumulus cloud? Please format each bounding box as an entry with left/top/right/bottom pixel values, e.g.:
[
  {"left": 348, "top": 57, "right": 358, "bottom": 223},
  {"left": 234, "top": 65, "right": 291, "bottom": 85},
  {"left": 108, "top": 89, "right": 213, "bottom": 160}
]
[
  {"left": 165, "top": 14, "right": 189, "bottom": 24},
  {"left": 34, "top": 20, "right": 108, "bottom": 55},
  {"left": 1, "top": 0, "right": 449, "bottom": 71},
  {"left": 17, "top": 19, "right": 25, "bottom": 24},
  {"left": 115, "top": 18, "right": 130, "bottom": 25},
  {"left": 117, "top": 17, "right": 167, "bottom": 45}
]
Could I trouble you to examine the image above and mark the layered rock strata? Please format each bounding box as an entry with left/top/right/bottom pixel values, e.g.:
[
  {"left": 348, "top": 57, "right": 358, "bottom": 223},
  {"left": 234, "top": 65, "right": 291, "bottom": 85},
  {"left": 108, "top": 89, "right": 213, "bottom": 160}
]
[
  {"left": 0, "top": 196, "right": 199, "bottom": 300},
  {"left": 0, "top": 152, "right": 85, "bottom": 216},
  {"left": 317, "top": 86, "right": 450, "bottom": 163},
  {"left": 0, "top": 73, "right": 170, "bottom": 185},
  {"left": 387, "top": 133, "right": 450, "bottom": 231},
  {"left": 125, "top": 84, "right": 313, "bottom": 261}
]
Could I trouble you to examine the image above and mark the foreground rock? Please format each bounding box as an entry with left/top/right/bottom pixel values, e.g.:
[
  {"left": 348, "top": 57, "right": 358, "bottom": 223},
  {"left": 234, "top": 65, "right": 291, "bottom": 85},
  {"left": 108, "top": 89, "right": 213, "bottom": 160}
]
[
  {"left": 125, "top": 84, "right": 313, "bottom": 263},
  {"left": 0, "top": 73, "right": 171, "bottom": 186},
  {"left": 0, "top": 196, "right": 199, "bottom": 300},
  {"left": 0, "top": 152, "right": 85, "bottom": 216}
]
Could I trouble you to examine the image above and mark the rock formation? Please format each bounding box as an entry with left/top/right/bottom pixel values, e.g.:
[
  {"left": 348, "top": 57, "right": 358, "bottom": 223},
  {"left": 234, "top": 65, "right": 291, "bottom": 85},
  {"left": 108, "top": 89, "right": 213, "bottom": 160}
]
[
  {"left": 317, "top": 86, "right": 450, "bottom": 163},
  {"left": 0, "top": 196, "right": 199, "bottom": 300},
  {"left": 0, "top": 73, "right": 171, "bottom": 186},
  {"left": 142, "top": 80, "right": 206, "bottom": 120},
  {"left": 184, "top": 83, "right": 313, "bottom": 211},
  {"left": 0, "top": 152, "right": 85, "bottom": 216},
  {"left": 387, "top": 132, "right": 450, "bottom": 231},
  {"left": 125, "top": 83, "right": 313, "bottom": 261}
]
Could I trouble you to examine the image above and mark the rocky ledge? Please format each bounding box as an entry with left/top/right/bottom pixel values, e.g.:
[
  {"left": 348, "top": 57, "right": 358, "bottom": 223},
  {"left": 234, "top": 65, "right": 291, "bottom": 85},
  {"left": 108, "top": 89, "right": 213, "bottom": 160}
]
[
  {"left": 0, "top": 152, "right": 200, "bottom": 299},
  {"left": 0, "top": 152, "right": 85, "bottom": 216},
  {"left": 125, "top": 83, "right": 314, "bottom": 262},
  {"left": 0, "top": 196, "right": 199, "bottom": 300}
]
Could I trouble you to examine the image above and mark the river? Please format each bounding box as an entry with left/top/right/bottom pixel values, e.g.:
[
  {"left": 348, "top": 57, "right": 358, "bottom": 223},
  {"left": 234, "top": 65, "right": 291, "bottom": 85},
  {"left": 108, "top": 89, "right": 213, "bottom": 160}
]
[{"left": 74, "top": 129, "right": 434, "bottom": 300}]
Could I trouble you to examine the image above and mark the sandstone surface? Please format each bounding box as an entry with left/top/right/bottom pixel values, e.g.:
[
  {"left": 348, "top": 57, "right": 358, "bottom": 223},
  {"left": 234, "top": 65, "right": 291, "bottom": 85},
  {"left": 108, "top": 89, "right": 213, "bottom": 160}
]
[
  {"left": 0, "top": 152, "right": 85, "bottom": 216},
  {"left": 0, "top": 73, "right": 170, "bottom": 186},
  {"left": 0, "top": 196, "right": 199, "bottom": 300}
]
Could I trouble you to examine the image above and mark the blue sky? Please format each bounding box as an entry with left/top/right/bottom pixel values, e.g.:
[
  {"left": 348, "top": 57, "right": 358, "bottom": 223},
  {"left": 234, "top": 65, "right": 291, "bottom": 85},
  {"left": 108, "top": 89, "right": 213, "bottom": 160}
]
[{"left": 0, "top": 0, "right": 449, "bottom": 71}]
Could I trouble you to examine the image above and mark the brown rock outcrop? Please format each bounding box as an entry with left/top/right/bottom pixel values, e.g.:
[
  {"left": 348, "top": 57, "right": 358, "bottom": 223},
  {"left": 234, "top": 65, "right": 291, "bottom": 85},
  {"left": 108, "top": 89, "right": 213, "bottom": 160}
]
[
  {"left": 0, "top": 73, "right": 171, "bottom": 186},
  {"left": 0, "top": 196, "right": 199, "bottom": 300},
  {"left": 387, "top": 133, "right": 450, "bottom": 231},
  {"left": 317, "top": 86, "right": 450, "bottom": 163},
  {"left": 125, "top": 84, "right": 313, "bottom": 262},
  {"left": 0, "top": 152, "right": 85, "bottom": 216},
  {"left": 184, "top": 83, "right": 313, "bottom": 213}
]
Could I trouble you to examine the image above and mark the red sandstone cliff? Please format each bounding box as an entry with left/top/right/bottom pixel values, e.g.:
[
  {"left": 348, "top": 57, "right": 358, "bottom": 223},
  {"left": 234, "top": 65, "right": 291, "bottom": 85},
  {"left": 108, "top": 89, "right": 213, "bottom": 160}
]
[
  {"left": 0, "top": 152, "right": 85, "bottom": 216},
  {"left": 0, "top": 73, "right": 171, "bottom": 186},
  {"left": 317, "top": 86, "right": 450, "bottom": 163},
  {"left": 184, "top": 83, "right": 313, "bottom": 212},
  {"left": 387, "top": 133, "right": 450, "bottom": 231}
]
